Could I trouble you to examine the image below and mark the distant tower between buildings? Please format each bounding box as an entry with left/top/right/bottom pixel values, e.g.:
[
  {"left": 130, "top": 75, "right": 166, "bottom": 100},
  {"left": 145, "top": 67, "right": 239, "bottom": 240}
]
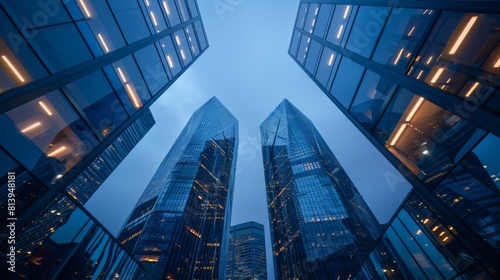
[
  {"left": 260, "top": 99, "right": 381, "bottom": 279},
  {"left": 118, "top": 97, "right": 238, "bottom": 280},
  {"left": 226, "top": 221, "right": 268, "bottom": 280}
]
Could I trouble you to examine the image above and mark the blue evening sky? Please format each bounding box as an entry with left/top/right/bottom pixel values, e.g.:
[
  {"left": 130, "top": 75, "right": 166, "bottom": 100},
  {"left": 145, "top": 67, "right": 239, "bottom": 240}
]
[{"left": 86, "top": 1, "right": 412, "bottom": 278}]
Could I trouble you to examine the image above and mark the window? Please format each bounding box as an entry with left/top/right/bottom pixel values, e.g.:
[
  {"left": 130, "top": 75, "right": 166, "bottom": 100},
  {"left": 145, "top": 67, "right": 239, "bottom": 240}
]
[
  {"left": 0, "top": 90, "right": 99, "bottom": 185},
  {"left": 330, "top": 57, "right": 365, "bottom": 108},
  {"left": 108, "top": 0, "right": 151, "bottom": 43}
]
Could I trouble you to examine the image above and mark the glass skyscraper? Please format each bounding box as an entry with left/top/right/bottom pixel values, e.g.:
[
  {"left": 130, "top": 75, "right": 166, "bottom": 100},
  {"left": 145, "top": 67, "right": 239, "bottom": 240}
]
[
  {"left": 290, "top": 0, "right": 500, "bottom": 278},
  {"left": 0, "top": 0, "right": 207, "bottom": 278},
  {"left": 226, "top": 221, "right": 267, "bottom": 280},
  {"left": 261, "top": 99, "right": 381, "bottom": 279},
  {"left": 118, "top": 97, "right": 238, "bottom": 280}
]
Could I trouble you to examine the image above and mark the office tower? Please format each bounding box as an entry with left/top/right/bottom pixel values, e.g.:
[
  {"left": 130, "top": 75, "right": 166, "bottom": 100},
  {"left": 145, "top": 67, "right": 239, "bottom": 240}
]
[
  {"left": 118, "top": 97, "right": 238, "bottom": 280},
  {"left": 260, "top": 99, "right": 381, "bottom": 279},
  {"left": 290, "top": 1, "right": 500, "bottom": 278},
  {"left": 0, "top": 0, "right": 207, "bottom": 277},
  {"left": 226, "top": 221, "right": 267, "bottom": 280}
]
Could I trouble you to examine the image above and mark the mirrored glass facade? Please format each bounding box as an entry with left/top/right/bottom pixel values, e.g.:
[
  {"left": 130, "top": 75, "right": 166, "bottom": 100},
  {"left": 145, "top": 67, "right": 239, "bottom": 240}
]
[
  {"left": 261, "top": 100, "right": 382, "bottom": 279},
  {"left": 290, "top": 0, "right": 500, "bottom": 278},
  {"left": 118, "top": 97, "right": 238, "bottom": 280},
  {"left": 227, "top": 221, "right": 267, "bottom": 280},
  {"left": 1, "top": 0, "right": 207, "bottom": 277}
]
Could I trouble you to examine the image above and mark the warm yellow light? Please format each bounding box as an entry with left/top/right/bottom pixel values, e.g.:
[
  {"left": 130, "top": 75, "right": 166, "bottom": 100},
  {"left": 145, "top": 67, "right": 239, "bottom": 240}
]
[
  {"left": 166, "top": 55, "right": 174, "bottom": 68},
  {"left": 432, "top": 226, "right": 439, "bottom": 232},
  {"left": 117, "top": 67, "right": 127, "bottom": 83},
  {"left": 180, "top": 50, "right": 186, "bottom": 60},
  {"left": 423, "top": 218, "right": 429, "bottom": 224},
  {"left": 343, "top": 6, "right": 350, "bottom": 19},
  {"left": 443, "top": 236, "right": 449, "bottom": 242},
  {"left": 150, "top": 11, "right": 158, "bottom": 27},
  {"left": 405, "top": 97, "right": 424, "bottom": 122},
  {"left": 408, "top": 26, "right": 415, "bottom": 36},
  {"left": 439, "top": 231, "right": 445, "bottom": 236},
  {"left": 449, "top": 16, "right": 477, "bottom": 55},
  {"left": 47, "top": 146, "right": 67, "bottom": 157},
  {"left": 426, "top": 56, "right": 433, "bottom": 65},
  {"left": 337, "top": 25, "right": 344, "bottom": 39},
  {"left": 79, "top": 0, "right": 91, "bottom": 17},
  {"left": 2, "top": 55, "right": 25, "bottom": 82},
  {"left": 98, "top": 33, "right": 110, "bottom": 53},
  {"left": 416, "top": 70, "right": 424, "bottom": 80},
  {"left": 21, "top": 122, "right": 41, "bottom": 133},
  {"left": 328, "top": 54, "right": 334, "bottom": 66},
  {"left": 393, "top": 48, "right": 404, "bottom": 65},
  {"left": 175, "top": 35, "right": 181, "bottom": 46},
  {"left": 465, "top": 82, "right": 479, "bottom": 97},
  {"left": 163, "top": 1, "right": 170, "bottom": 15},
  {"left": 494, "top": 58, "right": 500, "bottom": 68},
  {"left": 416, "top": 229, "right": 422, "bottom": 235},
  {"left": 125, "top": 84, "right": 141, "bottom": 108},
  {"left": 39, "top": 101, "right": 53, "bottom": 116},
  {"left": 430, "top": 67, "right": 444, "bottom": 83},
  {"left": 406, "top": 52, "right": 411, "bottom": 58},
  {"left": 390, "top": 123, "right": 407, "bottom": 146}
]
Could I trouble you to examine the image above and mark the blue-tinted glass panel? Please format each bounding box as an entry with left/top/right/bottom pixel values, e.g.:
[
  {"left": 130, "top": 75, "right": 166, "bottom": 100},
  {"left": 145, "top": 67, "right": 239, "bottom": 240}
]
[
  {"left": 305, "top": 40, "right": 321, "bottom": 74},
  {"left": 289, "top": 31, "right": 302, "bottom": 57},
  {"left": 187, "top": 0, "right": 199, "bottom": 18},
  {"left": 164, "top": 0, "right": 181, "bottom": 27},
  {"left": 346, "top": 6, "right": 388, "bottom": 58},
  {"left": 174, "top": 29, "right": 194, "bottom": 66},
  {"left": 108, "top": 0, "right": 151, "bottom": 43},
  {"left": 0, "top": 10, "right": 48, "bottom": 93},
  {"left": 194, "top": 20, "right": 208, "bottom": 50},
  {"left": 373, "top": 9, "right": 433, "bottom": 69},
  {"left": 134, "top": 44, "right": 169, "bottom": 95},
  {"left": 313, "top": 4, "right": 333, "bottom": 39},
  {"left": 161, "top": 36, "right": 182, "bottom": 77},
  {"left": 434, "top": 133, "right": 500, "bottom": 253},
  {"left": 65, "top": 71, "right": 128, "bottom": 138},
  {"left": 295, "top": 3, "right": 308, "bottom": 29},
  {"left": 303, "top": 4, "right": 319, "bottom": 33},
  {"left": 315, "top": 47, "right": 336, "bottom": 88},
  {"left": 330, "top": 57, "right": 365, "bottom": 108},
  {"left": 349, "top": 70, "right": 395, "bottom": 130},
  {"left": 0, "top": 91, "right": 99, "bottom": 185},
  {"left": 326, "top": 5, "right": 353, "bottom": 45}
]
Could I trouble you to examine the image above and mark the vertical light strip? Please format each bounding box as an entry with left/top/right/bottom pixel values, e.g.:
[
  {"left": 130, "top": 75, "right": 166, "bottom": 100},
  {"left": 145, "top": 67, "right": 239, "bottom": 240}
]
[
  {"left": 117, "top": 67, "right": 127, "bottom": 83},
  {"left": 175, "top": 35, "right": 181, "bottom": 46},
  {"left": 343, "top": 6, "right": 350, "bottom": 19},
  {"left": 150, "top": 11, "right": 158, "bottom": 27},
  {"left": 180, "top": 50, "right": 186, "bottom": 60},
  {"left": 393, "top": 48, "right": 404, "bottom": 65},
  {"left": 416, "top": 70, "right": 424, "bottom": 80},
  {"left": 337, "top": 25, "right": 344, "bottom": 39},
  {"left": 79, "top": 0, "right": 91, "bottom": 17},
  {"left": 426, "top": 56, "right": 433, "bottom": 65},
  {"left": 145, "top": 0, "right": 150, "bottom": 6},
  {"left": 390, "top": 124, "right": 407, "bottom": 146},
  {"left": 328, "top": 54, "right": 334, "bottom": 66},
  {"left": 2, "top": 55, "right": 25, "bottom": 82},
  {"left": 47, "top": 146, "right": 67, "bottom": 157},
  {"left": 431, "top": 68, "right": 444, "bottom": 83},
  {"left": 449, "top": 16, "right": 478, "bottom": 55},
  {"left": 465, "top": 82, "right": 479, "bottom": 97},
  {"left": 166, "top": 55, "right": 174, "bottom": 68},
  {"left": 125, "top": 84, "right": 141, "bottom": 108},
  {"left": 98, "top": 33, "right": 110, "bottom": 53},
  {"left": 39, "top": 101, "right": 53, "bottom": 116},
  {"left": 315, "top": 7, "right": 319, "bottom": 16},
  {"left": 21, "top": 122, "right": 41, "bottom": 133},
  {"left": 163, "top": 1, "right": 170, "bottom": 15},
  {"left": 408, "top": 26, "right": 415, "bottom": 36},
  {"left": 405, "top": 97, "right": 424, "bottom": 122}
]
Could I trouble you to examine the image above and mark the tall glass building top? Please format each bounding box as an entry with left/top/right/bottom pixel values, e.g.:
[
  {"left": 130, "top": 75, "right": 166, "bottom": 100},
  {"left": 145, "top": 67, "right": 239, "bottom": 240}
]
[
  {"left": 261, "top": 99, "right": 381, "bottom": 279},
  {"left": 290, "top": 0, "right": 500, "bottom": 278},
  {"left": 227, "top": 221, "right": 268, "bottom": 280},
  {"left": 118, "top": 97, "right": 238, "bottom": 280}
]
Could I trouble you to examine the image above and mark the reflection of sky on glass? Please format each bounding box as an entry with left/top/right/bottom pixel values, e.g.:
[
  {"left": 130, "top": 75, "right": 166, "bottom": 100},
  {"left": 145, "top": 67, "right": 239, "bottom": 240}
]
[
  {"left": 473, "top": 134, "right": 500, "bottom": 187},
  {"left": 85, "top": 1, "right": 412, "bottom": 278}
]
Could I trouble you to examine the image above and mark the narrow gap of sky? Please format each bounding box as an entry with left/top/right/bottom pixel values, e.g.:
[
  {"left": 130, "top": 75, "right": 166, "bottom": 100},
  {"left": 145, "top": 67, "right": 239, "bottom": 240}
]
[{"left": 86, "top": 1, "right": 411, "bottom": 279}]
